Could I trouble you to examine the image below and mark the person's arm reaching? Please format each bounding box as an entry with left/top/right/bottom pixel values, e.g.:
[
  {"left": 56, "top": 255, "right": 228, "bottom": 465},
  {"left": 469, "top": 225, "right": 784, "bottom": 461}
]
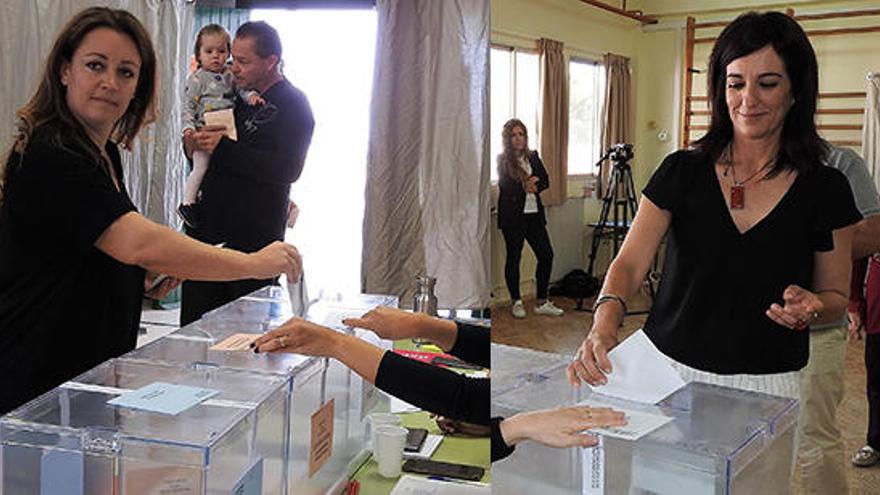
[
  {"left": 568, "top": 196, "right": 672, "bottom": 386},
  {"left": 253, "top": 318, "right": 488, "bottom": 424},
  {"left": 95, "top": 212, "right": 301, "bottom": 281},
  {"left": 491, "top": 406, "right": 627, "bottom": 462}
]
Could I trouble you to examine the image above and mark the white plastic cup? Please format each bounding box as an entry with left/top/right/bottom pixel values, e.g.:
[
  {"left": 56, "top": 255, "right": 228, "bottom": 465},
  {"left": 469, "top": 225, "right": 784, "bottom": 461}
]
[
  {"left": 374, "top": 425, "right": 407, "bottom": 478},
  {"left": 367, "top": 412, "right": 401, "bottom": 452}
]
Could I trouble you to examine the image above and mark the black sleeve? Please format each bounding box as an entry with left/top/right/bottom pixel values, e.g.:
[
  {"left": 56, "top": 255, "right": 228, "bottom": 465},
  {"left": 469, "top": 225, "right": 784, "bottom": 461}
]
[
  {"left": 642, "top": 150, "right": 693, "bottom": 214},
  {"left": 212, "top": 89, "right": 315, "bottom": 185},
  {"left": 448, "top": 321, "right": 489, "bottom": 368},
  {"left": 491, "top": 417, "right": 516, "bottom": 461},
  {"left": 5, "top": 144, "right": 134, "bottom": 253},
  {"left": 811, "top": 166, "right": 863, "bottom": 251},
  {"left": 375, "top": 351, "right": 489, "bottom": 425},
  {"left": 531, "top": 151, "right": 550, "bottom": 193}
]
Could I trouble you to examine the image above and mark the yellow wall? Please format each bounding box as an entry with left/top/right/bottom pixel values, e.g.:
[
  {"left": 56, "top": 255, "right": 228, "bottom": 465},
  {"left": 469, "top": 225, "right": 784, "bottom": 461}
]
[{"left": 490, "top": 0, "right": 880, "bottom": 305}]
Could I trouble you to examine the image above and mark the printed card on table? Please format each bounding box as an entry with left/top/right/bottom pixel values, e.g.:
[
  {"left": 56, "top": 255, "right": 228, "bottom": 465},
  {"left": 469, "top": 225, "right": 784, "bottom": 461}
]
[{"left": 107, "top": 382, "right": 219, "bottom": 415}]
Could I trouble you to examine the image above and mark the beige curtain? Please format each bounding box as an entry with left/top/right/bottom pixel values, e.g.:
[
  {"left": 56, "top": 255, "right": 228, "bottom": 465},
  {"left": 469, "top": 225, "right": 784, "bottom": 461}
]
[
  {"left": 537, "top": 38, "right": 568, "bottom": 207},
  {"left": 600, "top": 53, "right": 633, "bottom": 189},
  {"left": 362, "top": 0, "right": 491, "bottom": 308}
]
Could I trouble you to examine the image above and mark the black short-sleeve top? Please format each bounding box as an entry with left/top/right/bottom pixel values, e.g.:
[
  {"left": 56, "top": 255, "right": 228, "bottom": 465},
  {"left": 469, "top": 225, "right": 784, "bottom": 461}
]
[
  {"left": 0, "top": 136, "right": 145, "bottom": 414},
  {"left": 642, "top": 149, "right": 861, "bottom": 374}
]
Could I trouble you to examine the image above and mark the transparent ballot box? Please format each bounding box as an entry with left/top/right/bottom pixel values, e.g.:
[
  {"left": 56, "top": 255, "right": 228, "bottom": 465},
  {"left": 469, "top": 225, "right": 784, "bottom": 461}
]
[
  {"left": 1, "top": 359, "right": 288, "bottom": 495},
  {"left": 492, "top": 359, "right": 799, "bottom": 495},
  {"left": 201, "top": 285, "right": 399, "bottom": 329},
  {"left": 491, "top": 343, "right": 571, "bottom": 398},
  {"left": 127, "top": 317, "right": 390, "bottom": 494}
]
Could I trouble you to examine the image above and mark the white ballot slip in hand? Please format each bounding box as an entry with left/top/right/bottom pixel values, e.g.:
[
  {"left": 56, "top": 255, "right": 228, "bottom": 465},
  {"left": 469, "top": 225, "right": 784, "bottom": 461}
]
[
  {"left": 203, "top": 108, "right": 237, "bottom": 141},
  {"left": 280, "top": 271, "right": 309, "bottom": 317},
  {"left": 590, "top": 329, "right": 686, "bottom": 404}
]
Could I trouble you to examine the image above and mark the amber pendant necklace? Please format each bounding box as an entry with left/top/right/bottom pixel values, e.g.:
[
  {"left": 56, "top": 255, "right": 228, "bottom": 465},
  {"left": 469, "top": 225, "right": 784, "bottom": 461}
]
[{"left": 722, "top": 148, "right": 774, "bottom": 210}]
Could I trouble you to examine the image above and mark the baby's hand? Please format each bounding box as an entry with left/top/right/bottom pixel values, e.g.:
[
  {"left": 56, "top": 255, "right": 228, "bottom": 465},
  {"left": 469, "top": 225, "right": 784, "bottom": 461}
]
[{"left": 247, "top": 93, "right": 265, "bottom": 106}]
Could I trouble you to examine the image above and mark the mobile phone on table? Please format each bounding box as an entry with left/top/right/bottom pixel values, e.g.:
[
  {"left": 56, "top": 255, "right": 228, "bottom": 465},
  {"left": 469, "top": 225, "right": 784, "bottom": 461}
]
[
  {"left": 404, "top": 427, "right": 428, "bottom": 452},
  {"left": 402, "top": 459, "right": 484, "bottom": 481}
]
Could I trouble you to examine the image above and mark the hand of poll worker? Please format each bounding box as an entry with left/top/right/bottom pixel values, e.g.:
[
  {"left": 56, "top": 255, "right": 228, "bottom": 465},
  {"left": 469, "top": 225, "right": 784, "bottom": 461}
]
[
  {"left": 848, "top": 309, "right": 865, "bottom": 340},
  {"left": 342, "top": 306, "right": 426, "bottom": 340},
  {"left": 499, "top": 406, "right": 627, "bottom": 449},
  {"left": 189, "top": 124, "right": 227, "bottom": 154},
  {"left": 567, "top": 330, "right": 618, "bottom": 387},
  {"left": 766, "top": 284, "right": 823, "bottom": 331},
  {"left": 143, "top": 272, "right": 180, "bottom": 300},
  {"left": 247, "top": 241, "right": 302, "bottom": 281},
  {"left": 251, "top": 317, "right": 339, "bottom": 357}
]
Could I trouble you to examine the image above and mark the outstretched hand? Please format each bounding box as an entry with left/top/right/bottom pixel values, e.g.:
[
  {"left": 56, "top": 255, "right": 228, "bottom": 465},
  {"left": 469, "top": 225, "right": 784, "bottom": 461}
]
[
  {"left": 500, "top": 406, "right": 627, "bottom": 448},
  {"left": 766, "top": 284, "right": 823, "bottom": 330},
  {"left": 342, "top": 306, "right": 425, "bottom": 341}
]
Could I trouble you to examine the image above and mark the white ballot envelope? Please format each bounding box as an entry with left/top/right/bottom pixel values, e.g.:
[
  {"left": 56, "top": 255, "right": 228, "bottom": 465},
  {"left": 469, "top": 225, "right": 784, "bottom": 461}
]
[
  {"left": 589, "top": 329, "right": 686, "bottom": 404},
  {"left": 203, "top": 108, "right": 237, "bottom": 141}
]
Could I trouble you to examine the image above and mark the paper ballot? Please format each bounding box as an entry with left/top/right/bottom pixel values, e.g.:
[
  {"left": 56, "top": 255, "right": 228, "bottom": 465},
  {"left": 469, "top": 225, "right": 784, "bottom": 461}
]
[
  {"left": 589, "top": 330, "right": 686, "bottom": 404},
  {"left": 203, "top": 108, "right": 236, "bottom": 141},
  {"left": 281, "top": 271, "right": 309, "bottom": 318}
]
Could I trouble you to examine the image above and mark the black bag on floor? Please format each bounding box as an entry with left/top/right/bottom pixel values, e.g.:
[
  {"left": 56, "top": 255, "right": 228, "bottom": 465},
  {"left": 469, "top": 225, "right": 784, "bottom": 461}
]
[{"left": 550, "top": 269, "right": 600, "bottom": 300}]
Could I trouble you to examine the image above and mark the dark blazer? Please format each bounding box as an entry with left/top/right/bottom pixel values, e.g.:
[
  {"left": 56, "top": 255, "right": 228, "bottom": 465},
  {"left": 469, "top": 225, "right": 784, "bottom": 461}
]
[{"left": 497, "top": 150, "right": 550, "bottom": 230}]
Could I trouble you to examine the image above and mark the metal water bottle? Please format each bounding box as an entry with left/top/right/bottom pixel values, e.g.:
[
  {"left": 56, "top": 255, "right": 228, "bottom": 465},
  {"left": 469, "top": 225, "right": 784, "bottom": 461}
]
[{"left": 412, "top": 275, "right": 438, "bottom": 316}]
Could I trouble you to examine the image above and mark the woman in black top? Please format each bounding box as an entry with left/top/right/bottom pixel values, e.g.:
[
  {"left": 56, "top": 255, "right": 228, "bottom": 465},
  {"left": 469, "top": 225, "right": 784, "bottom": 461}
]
[
  {"left": 497, "top": 119, "right": 563, "bottom": 319},
  {"left": 0, "top": 7, "right": 302, "bottom": 415},
  {"left": 568, "top": 12, "right": 860, "bottom": 396}
]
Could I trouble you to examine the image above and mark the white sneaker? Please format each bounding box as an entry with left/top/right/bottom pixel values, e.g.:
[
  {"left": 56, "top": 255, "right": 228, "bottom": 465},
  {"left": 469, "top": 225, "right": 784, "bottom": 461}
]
[
  {"left": 535, "top": 300, "right": 564, "bottom": 316},
  {"left": 511, "top": 300, "right": 526, "bottom": 319}
]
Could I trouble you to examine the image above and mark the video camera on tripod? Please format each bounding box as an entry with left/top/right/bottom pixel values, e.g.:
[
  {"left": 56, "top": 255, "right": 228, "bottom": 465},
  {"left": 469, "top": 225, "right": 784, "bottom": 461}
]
[{"left": 602, "top": 143, "right": 634, "bottom": 167}]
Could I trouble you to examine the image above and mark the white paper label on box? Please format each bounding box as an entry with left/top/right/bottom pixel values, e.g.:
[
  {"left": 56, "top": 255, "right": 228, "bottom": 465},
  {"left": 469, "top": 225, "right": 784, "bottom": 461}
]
[
  {"left": 582, "top": 437, "right": 605, "bottom": 495},
  {"left": 40, "top": 450, "right": 83, "bottom": 495},
  {"left": 231, "top": 458, "right": 263, "bottom": 495}
]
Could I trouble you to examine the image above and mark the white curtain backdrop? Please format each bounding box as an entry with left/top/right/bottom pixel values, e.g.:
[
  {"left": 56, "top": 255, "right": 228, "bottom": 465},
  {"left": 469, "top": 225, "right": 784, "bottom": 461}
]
[
  {"left": 864, "top": 75, "right": 880, "bottom": 192},
  {"left": 0, "top": 0, "right": 194, "bottom": 226},
  {"left": 362, "top": 0, "right": 491, "bottom": 309}
]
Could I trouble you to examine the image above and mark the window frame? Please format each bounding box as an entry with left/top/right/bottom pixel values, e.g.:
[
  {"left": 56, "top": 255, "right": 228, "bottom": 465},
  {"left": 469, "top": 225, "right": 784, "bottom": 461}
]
[
  {"left": 490, "top": 43, "right": 541, "bottom": 184},
  {"left": 567, "top": 55, "right": 605, "bottom": 180}
]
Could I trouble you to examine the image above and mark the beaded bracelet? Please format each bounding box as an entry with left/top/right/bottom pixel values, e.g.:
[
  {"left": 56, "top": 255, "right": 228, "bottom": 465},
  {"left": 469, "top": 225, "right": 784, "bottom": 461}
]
[{"left": 592, "top": 293, "right": 627, "bottom": 315}]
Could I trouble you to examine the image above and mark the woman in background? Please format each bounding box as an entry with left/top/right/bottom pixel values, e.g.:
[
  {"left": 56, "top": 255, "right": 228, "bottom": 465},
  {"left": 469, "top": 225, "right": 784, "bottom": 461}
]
[{"left": 497, "top": 119, "right": 564, "bottom": 319}]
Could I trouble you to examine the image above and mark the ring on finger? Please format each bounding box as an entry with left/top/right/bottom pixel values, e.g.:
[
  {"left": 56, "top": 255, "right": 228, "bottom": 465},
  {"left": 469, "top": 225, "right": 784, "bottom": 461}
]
[{"left": 279, "top": 336, "right": 288, "bottom": 348}]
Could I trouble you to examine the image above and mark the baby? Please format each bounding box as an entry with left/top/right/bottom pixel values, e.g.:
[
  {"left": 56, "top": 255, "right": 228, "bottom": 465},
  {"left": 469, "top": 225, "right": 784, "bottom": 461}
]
[{"left": 179, "top": 24, "right": 262, "bottom": 228}]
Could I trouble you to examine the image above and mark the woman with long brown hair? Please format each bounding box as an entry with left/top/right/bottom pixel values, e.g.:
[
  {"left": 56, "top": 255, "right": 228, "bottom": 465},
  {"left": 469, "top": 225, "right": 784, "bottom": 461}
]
[
  {"left": 496, "top": 118, "right": 563, "bottom": 319},
  {"left": 0, "top": 7, "right": 301, "bottom": 414}
]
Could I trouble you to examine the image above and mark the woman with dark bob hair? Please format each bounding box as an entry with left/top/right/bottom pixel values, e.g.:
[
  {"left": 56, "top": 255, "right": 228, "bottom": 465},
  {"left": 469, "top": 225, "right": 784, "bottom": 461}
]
[
  {"left": 0, "top": 7, "right": 301, "bottom": 414},
  {"left": 496, "top": 118, "right": 564, "bottom": 319},
  {"left": 569, "top": 12, "right": 860, "bottom": 399}
]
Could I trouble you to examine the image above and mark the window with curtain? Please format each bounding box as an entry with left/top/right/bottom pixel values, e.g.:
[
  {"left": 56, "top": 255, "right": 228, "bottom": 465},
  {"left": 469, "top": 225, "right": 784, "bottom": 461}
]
[
  {"left": 567, "top": 58, "right": 605, "bottom": 176},
  {"left": 251, "top": 8, "right": 377, "bottom": 296},
  {"left": 490, "top": 45, "right": 539, "bottom": 181}
]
